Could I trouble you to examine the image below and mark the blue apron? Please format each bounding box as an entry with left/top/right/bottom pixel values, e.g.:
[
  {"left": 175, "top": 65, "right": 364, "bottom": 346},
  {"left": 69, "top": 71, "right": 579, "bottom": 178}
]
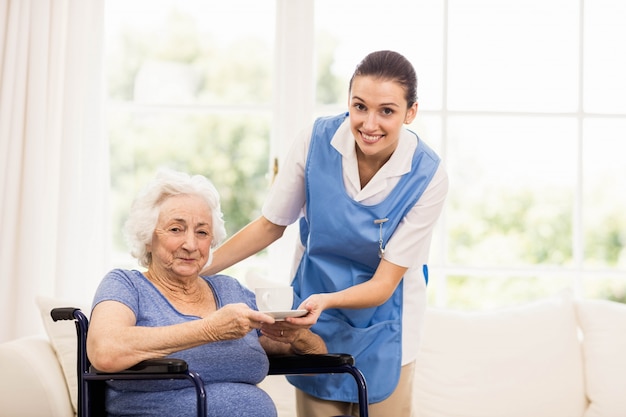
[{"left": 287, "top": 113, "right": 440, "bottom": 403}]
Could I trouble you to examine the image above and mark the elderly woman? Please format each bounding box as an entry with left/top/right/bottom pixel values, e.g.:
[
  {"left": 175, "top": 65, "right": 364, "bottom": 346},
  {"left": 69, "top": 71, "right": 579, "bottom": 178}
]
[{"left": 87, "top": 169, "right": 325, "bottom": 417}]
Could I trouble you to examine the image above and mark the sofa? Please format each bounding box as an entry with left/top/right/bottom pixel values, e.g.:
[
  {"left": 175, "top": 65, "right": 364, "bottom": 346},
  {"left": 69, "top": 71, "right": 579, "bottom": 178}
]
[{"left": 1, "top": 291, "right": 625, "bottom": 417}]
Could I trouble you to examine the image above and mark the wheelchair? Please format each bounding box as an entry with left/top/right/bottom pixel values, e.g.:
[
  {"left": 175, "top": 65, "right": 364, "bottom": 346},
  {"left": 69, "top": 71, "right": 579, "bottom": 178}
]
[{"left": 51, "top": 307, "right": 369, "bottom": 417}]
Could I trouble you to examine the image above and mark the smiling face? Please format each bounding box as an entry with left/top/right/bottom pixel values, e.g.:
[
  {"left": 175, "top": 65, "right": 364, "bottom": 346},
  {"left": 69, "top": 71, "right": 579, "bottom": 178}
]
[
  {"left": 348, "top": 75, "right": 418, "bottom": 163},
  {"left": 147, "top": 194, "right": 213, "bottom": 280}
]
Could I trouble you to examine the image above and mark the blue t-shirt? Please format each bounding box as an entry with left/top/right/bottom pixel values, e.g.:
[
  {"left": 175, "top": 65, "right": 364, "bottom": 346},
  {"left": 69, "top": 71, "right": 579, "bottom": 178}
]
[{"left": 92, "top": 269, "right": 277, "bottom": 417}]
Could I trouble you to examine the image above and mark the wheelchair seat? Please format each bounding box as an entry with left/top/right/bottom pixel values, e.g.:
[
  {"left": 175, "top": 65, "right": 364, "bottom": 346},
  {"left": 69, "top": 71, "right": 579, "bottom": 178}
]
[{"left": 51, "top": 307, "right": 369, "bottom": 417}]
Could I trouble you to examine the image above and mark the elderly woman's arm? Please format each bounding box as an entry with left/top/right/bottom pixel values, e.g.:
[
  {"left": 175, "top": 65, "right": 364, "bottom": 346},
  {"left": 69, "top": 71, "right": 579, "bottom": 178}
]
[{"left": 87, "top": 300, "right": 275, "bottom": 372}]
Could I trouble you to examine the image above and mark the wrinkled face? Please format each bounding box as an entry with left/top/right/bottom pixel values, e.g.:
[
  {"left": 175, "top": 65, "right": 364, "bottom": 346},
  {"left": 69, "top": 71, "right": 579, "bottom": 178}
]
[
  {"left": 348, "top": 75, "right": 417, "bottom": 159},
  {"left": 147, "top": 194, "right": 213, "bottom": 279}
]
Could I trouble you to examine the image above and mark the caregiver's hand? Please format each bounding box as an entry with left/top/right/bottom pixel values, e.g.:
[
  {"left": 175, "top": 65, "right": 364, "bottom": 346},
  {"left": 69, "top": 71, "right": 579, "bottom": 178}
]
[{"left": 285, "top": 294, "right": 327, "bottom": 326}]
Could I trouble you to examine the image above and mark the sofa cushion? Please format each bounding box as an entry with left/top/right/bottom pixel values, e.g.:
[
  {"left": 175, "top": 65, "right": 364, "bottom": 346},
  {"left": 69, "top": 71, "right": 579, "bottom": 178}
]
[
  {"left": 0, "top": 336, "right": 75, "bottom": 417},
  {"left": 413, "top": 292, "right": 586, "bottom": 417},
  {"left": 576, "top": 298, "right": 626, "bottom": 417},
  {"left": 36, "top": 295, "right": 89, "bottom": 415}
]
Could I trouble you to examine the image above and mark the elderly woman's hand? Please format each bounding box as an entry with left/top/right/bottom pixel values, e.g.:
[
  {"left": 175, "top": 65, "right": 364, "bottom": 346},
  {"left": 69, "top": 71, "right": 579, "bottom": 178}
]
[
  {"left": 260, "top": 320, "right": 327, "bottom": 355},
  {"left": 261, "top": 320, "right": 305, "bottom": 343},
  {"left": 204, "top": 303, "right": 275, "bottom": 342}
]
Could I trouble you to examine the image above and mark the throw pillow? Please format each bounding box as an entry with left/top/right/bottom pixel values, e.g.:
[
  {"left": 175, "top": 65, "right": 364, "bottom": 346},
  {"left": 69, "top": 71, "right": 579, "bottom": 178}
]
[{"left": 413, "top": 291, "right": 586, "bottom": 417}]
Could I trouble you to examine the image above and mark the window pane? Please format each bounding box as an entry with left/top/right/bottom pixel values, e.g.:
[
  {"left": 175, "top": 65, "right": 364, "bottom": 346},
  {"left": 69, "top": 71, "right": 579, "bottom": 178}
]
[
  {"left": 446, "top": 116, "right": 578, "bottom": 267},
  {"left": 315, "top": 0, "right": 444, "bottom": 110},
  {"left": 407, "top": 114, "right": 444, "bottom": 155},
  {"left": 583, "top": 118, "right": 626, "bottom": 268},
  {"left": 105, "top": 0, "right": 274, "bottom": 105},
  {"left": 448, "top": 0, "right": 579, "bottom": 112},
  {"left": 584, "top": 0, "right": 626, "bottom": 113},
  {"left": 583, "top": 276, "right": 626, "bottom": 303}
]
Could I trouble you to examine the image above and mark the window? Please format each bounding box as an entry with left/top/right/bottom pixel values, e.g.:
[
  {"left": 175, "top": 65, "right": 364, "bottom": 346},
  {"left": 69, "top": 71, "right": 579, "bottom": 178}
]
[{"left": 105, "top": 0, "right": 626, "bottom": 308}]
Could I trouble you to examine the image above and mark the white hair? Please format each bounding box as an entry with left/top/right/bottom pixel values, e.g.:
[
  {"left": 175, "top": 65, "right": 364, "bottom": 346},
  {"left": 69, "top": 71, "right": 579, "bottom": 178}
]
[{"left": 123, "top": 169, "right": 227, "bottom": 268}]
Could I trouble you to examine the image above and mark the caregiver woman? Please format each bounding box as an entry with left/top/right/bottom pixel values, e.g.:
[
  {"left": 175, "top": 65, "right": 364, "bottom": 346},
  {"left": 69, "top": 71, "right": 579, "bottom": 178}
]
[{"left": 205, "top": 50, "right": 448, "bottom": 417}]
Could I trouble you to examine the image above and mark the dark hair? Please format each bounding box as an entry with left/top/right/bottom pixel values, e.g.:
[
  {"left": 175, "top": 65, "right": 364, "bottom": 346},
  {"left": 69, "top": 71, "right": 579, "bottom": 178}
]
[{"left": 349, "top": 50, "right": 418, "bottom": 107}]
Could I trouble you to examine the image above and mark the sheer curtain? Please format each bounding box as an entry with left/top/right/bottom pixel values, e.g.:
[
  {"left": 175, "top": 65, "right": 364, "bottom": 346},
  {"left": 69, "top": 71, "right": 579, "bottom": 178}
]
[{"left": 0, "top": 0, "right": 109, "bottom": 342}]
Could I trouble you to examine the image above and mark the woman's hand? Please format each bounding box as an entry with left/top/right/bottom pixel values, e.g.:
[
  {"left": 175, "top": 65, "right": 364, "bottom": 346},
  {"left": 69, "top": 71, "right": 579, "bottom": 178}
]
[
  {"left": 284, "top": 293, "right": 327, "bottom": 326},
  {"left": 261, "top": 321, "right": 305, "bottom": 344},
  {"left": 260, "top": 320, "right": 327, "bottom": 355},
  {"left": 203, "top": 303, "right": 275, "bottom": 342}
]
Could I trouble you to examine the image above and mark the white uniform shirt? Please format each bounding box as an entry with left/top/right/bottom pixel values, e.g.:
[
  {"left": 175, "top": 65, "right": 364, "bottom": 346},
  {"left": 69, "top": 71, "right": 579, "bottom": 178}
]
[{"left": 262, "top": 117, "right": 448, "bottom": 364}]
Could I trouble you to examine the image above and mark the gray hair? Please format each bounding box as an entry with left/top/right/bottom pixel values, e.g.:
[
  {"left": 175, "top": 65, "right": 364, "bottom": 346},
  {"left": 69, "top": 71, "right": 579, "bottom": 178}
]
[{"left": 123, "top": 169, "right": 227, "bottom": 268}]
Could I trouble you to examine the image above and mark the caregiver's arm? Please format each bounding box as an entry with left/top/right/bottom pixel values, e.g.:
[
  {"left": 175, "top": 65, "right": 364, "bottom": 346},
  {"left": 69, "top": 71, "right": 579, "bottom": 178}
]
[
  {"left": 202, "top": 216, "right": 286, "bottom": 275},
  {"left": 288, "top": 259, "right": 407, "bottom": 326}
]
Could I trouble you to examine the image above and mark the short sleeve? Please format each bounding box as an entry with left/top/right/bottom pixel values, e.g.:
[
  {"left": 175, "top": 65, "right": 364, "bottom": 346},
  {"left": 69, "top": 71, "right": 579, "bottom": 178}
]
[
  {"left": 92, "top": 269, "right": 141, "bottom": 317},
  {"left": 262, "top": 125, "right": 312, "bottom": 226}
]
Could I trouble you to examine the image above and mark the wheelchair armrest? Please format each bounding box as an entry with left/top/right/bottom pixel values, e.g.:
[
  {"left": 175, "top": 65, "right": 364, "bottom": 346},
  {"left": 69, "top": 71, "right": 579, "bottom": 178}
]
[
  {"left": 91, "top": 358, "right": 189, "bottom": 374},
  {"left": 268, "top": 353, "right": 355, "bottom": 374}
]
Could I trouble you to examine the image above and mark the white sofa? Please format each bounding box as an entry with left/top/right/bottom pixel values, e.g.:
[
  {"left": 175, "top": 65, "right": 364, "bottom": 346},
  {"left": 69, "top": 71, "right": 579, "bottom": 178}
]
[{"left": 1, "top": 292, "right": 626, "bottom": 417}]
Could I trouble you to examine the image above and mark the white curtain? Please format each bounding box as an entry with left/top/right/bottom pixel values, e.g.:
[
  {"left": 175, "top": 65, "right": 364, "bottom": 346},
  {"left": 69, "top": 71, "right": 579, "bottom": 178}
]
[{"left": 0, "top": 0, "right": 109, "bottom": 342}]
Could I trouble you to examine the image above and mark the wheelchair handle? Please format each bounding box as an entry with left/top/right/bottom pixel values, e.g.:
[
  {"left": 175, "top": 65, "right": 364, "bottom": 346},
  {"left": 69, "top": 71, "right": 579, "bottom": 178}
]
[{"left": 51, "top": 307, "right": 81, "bottom": 321}]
